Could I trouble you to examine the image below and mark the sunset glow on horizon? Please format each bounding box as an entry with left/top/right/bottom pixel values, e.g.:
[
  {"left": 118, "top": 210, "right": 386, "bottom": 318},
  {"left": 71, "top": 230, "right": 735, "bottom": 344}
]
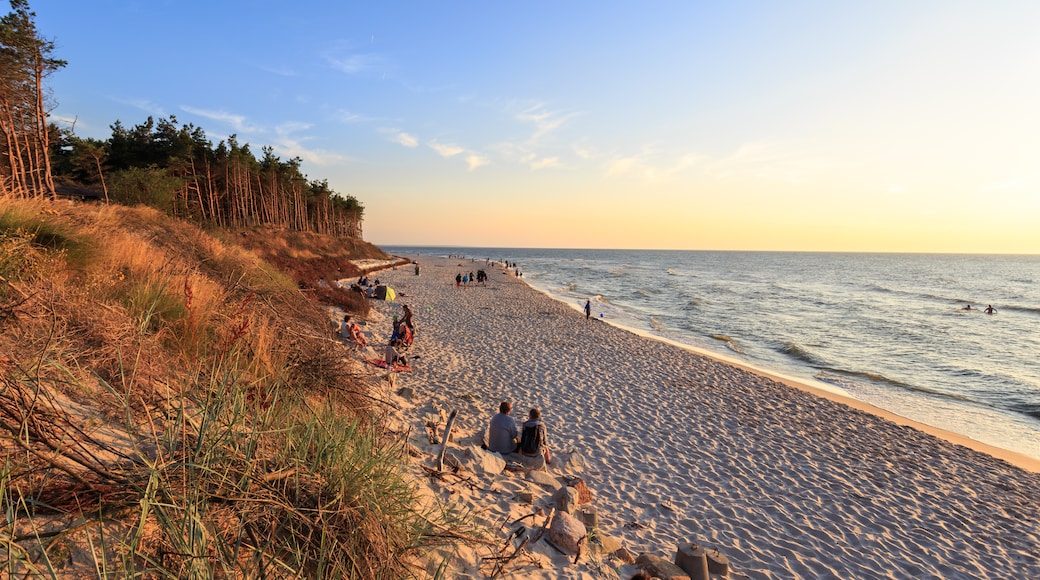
[{"left": 36, "top": 1, "right": 1040, "bottom": 253}]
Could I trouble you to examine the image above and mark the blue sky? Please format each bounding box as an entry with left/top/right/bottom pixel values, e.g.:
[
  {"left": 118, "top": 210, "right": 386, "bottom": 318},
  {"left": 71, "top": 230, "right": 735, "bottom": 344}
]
[{"left": 33, "top": 1, "right": 1040, "bottom": 252}]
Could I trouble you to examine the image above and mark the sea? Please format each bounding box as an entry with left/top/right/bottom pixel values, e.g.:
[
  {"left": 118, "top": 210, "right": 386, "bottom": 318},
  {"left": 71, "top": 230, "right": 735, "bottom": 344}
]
[{"left": 384, "top": 247, "right": 1040, "bottom": 462}]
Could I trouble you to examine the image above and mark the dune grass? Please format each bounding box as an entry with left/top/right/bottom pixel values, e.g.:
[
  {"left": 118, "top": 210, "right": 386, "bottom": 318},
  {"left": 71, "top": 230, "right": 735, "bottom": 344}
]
[{"left": 0, "top": 197, "right": 462, "bottom": 578}]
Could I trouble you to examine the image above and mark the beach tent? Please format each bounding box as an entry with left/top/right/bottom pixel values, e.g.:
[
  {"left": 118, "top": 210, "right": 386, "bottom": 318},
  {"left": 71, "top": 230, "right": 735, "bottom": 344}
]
[{"left": 373, "top": 285, "right": 396, "bottom": 301}]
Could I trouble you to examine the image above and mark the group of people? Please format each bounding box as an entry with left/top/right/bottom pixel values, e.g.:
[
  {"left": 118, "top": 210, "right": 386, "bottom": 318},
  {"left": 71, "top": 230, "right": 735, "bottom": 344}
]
[
  {"left": 485, "top": 401, "right": 553, "bottom": 469},
  {"left": 384, "top": 304, "right": 415, "bottom": 366},
  {"left": 454, "top": 271, "right": 487, "bottom": 287},
  {"left": 339, "top": 303, "right": 417, "bottom": 368},
  {"left": 962, "top": 304, "right": 997, "bottom": 314}
]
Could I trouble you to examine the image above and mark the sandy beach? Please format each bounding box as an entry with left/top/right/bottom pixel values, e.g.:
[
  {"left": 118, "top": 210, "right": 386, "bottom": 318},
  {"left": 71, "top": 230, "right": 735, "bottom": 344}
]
[{"left": 356, "top": 256, "right": 1040, "bottom": 579}]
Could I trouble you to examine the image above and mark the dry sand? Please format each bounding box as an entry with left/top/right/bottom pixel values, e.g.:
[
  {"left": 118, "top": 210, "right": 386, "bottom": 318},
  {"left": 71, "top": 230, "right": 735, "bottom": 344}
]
[{"left": 355, "top": 256, "right": 1040, "bottom": 579}]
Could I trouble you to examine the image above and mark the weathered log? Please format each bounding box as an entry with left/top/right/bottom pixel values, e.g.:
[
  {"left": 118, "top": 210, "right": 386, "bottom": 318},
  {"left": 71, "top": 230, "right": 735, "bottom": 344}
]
[{"left": 436, "top": 409, "right": 459, "bottom": 472}]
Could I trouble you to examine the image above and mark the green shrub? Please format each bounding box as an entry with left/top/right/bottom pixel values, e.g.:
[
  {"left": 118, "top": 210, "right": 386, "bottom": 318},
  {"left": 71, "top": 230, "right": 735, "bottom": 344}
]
[
  {"left": 125, "top": 281, "right": 187, "bottom": 334},
  {"left": 108, "top": 167, "right": 183, "bottom": 213}
]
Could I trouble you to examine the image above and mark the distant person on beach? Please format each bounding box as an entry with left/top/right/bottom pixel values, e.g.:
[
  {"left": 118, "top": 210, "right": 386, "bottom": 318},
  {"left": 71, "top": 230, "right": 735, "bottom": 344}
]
[
  {"left": 584, "top": 299, "right": 592, "bottom": 320},
  {"left": 455, "top": 273, "right": 462, "bottom": 288},
  {"left": 985, "top": 305, "right": 997, "bottom": 314},
  {"left": 340, "top": 315, "right": 352, "bottom": 339},
  {"left": 519, "top": 408, "right": 552, "bottom": 468},
  {"left": 486, "top": 401, "right": 519, "bottom": 454}
]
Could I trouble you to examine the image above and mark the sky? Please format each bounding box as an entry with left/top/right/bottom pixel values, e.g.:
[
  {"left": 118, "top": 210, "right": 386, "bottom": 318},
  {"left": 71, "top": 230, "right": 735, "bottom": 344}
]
[{"left": 31, "top": 1, "right": 1040, "bottom": 253}]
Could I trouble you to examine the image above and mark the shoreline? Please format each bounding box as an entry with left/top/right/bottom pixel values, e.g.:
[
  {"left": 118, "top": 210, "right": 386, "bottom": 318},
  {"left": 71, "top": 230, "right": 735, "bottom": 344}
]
[
  {"left": 520, "top": 280, "right": 1040, "bottom": 474},
  {"left": 368, "top": 255, "right": 1040, "bottom": 578}
]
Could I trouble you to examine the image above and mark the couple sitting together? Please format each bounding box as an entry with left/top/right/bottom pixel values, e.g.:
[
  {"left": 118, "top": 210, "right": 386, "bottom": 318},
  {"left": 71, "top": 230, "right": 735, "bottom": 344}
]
[{"left": 486, "top": 401, "right": 552, "bottom": 469}]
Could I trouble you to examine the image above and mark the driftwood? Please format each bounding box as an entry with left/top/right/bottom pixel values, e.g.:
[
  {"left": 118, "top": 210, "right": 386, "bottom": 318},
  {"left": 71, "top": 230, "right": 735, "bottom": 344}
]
[
  {"left": 418, "top": 464, "right": 501, "bottom": 494},
  {"left": 489, "top": 535, "right": 530, "bottom": 579},
  {"left": 435, "top": 409, "right": 458, "bottom": 472},
  {"left": 530, "top": 507, "right": 556, "bottom": 545}
]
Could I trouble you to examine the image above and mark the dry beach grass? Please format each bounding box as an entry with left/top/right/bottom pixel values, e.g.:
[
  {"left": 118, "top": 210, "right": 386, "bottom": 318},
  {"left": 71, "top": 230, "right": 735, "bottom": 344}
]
[{"left": 0, "top": 198, "right": 450, "bottom": 578}]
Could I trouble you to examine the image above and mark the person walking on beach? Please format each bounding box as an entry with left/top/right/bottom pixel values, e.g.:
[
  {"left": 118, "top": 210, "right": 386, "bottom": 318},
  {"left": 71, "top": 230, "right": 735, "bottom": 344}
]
[
  {"left": 584, "top": 299, "right": 592, "bottom": 320},
  {"left": 400, "top": 304, "right": 414, "bottom": 333},
  {"left": 455, "top": 273, "right": 462, "bottom": 288},
  {"left": 486, "top": 401, "right": 519, "bottom": 454},
  {"left": 519, "top": 408, "right": 552, "bottom": 468}
]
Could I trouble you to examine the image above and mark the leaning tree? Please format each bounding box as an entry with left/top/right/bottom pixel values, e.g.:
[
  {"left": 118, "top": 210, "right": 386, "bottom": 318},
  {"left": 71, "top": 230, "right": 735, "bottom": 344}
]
[{"left": 0, "top": 0, "right": 65, "bottom": 198}]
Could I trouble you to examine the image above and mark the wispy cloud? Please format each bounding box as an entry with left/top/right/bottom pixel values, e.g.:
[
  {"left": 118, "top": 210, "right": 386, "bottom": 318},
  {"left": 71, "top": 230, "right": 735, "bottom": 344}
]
[
  {"left": 257, "top": 63, "right": 296, "bottom": 77},
  {"left": 513, "top": 102, "right": 577, "bottom": 143},
  {"left": 573, "top": 144, "right": 599, "bottom": 161},
  {"left": 604, "top": 153, "right": 657, "bottom": 180},
  {"left": 180, "top": 106, "right": 261, "bottom": 134},
  {"left": 466, "top": 154, "right": 489, "bottom": 171},
  {"left": 603, "top": 148, "right": 711, "bottom": 182},
  {"left": 601, "top": 141, "right": 830, "bottom": 185},
  {"left": 429, "top": 141, "right": 465, "bottom": 158},
  {"left": 529, "top": 157, "right": 561, "bottom": 170},
  {"left": 114, "top": 97, "right": 167, "bottom": 118},
  {"left": 429, "top": 139, "right": 488, "bottom": 171},
  {"left": 336, "top": 109, "right": 372, "bottom": 124},
  {"left": 381, "top": 129, "right": 419, "bottom": 148},
  {"left": 483, "top": 101, "right": 582, "bottom": 171},
  {"left": 323, "top": 40, "right": 387, "bottom": 75},
  {"left": 707, "top": 141, "right": 832, "bottom": 184},
  {"left": 270, "top": 123, "right": 349, "bottom": 167}
]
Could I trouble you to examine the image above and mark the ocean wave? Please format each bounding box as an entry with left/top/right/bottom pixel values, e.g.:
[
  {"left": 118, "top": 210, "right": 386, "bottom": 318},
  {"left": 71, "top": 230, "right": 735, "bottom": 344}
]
[
  {"left": 1011, "top": 402, "right": 1040, "bottom": 421},
  {"left": 560, "top": 282, "right": 577, "bottom": 292},
  {"left": 650, "top": 316, "right": 665, "bottom": 332},
  {"left": 778, "top": 342, "right": 826, "bottom": 367},
  {"left": 816, "top": 369, "right": 975, "bottom": 404},
  {"left": 666, "top": 268, "right": 678, "bottom": 276},
  {"left": 868, "top": 283, "right": 895, "bottom": 294},
  {"left": 680, "top": 299, "right": 700, "bottom": 311},
  {"left": 1002, "top": 304, "right": 1040, "bottom": 316},
  {"left": 711, "top": 334, "right": 743, "bottom": 354}
]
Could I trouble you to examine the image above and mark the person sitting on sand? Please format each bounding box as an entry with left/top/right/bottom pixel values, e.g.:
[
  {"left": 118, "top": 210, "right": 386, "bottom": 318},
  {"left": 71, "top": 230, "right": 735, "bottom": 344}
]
[
  {"left": 349, "top": 319, "right": 368, "bottom": 349},
  {"left": 384, "top": 339, "right": 406, "bottom": 367},
  {"left": 486, "top": 401, "right": 519, "bottom": 454},
  {"left": 519, "top": 408, "right": 552, "bottom": 468},
  {"left": 340, "top": 315, "right": 352, "bottom": 339},
  {"left": 985, "top": 304, "right": 996, "bottom": 314}
]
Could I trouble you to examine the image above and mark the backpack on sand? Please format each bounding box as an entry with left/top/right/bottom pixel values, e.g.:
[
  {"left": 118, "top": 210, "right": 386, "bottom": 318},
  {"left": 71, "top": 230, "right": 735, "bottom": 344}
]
[{"left": 519, "top": 423, "right": 542, "bottom": 456}]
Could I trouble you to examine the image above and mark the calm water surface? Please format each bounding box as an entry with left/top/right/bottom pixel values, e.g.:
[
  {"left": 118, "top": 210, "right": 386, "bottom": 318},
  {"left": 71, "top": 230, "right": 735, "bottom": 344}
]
[{"left": 386, "top": 247, "right": 1040, "bottom": 461}]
